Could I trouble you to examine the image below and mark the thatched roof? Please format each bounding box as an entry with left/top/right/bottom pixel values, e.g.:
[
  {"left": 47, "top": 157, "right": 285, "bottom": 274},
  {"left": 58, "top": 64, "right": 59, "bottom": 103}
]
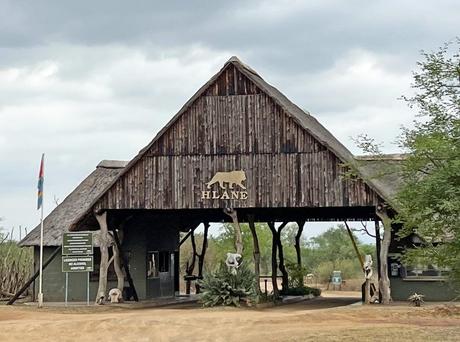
[
  {"left": 354, "top": 154, "right": 406, "bottom": 205},
  {"left": 19, "top": 160, "right": 127, "bottom": 247}
]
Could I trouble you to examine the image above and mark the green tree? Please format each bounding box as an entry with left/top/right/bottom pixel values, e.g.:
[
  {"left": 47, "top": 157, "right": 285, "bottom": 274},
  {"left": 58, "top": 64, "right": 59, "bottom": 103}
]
[{"left": 396, "top": 40, "right": 460, "bottom": 287}]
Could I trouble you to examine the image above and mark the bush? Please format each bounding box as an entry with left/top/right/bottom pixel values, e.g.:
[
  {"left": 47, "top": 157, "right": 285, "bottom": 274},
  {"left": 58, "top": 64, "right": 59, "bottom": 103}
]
[
  {"left": 198, "top": 262, "right": 256, "bottom": 307},
  {"left": 280, "top": 286, "right": 321, "bottom": 297},
  {"left": 286, "top": 262, "right": 308, "bottom": 288}
]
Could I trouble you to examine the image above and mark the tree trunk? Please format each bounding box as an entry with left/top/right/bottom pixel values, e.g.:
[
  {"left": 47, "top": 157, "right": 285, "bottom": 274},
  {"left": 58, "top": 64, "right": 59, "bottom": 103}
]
[
  {"left": 95, "top": 212, "right": 109, "bottom": 304},
  {"left": 195, "top": 222, "right": 209, "bottom": 294},
  {"left": 295, "top": 221, "right": 305, "bottom": 267},
  {"left": 248, "top": 215, "right": 261, "bottom": 295},
  {"left": 275, "top": 222, "right": 289, "bottom": 291},
  {"left": 111, "top": 233, "right": 124, "bottom": 291},
  {"left": 185, "top": 230, "right": 197, "bottom": 295},
  {"left": 376, "top": 205, "right": 392, "bottom": 304},
  {"left": 374, "top": 219, "right": 382, "bottom": 303},
  {"left": 268, "top": 222, "right": 279, "bottom": 298},
  {"left": 224, "top": 208, "right": 243, "bottom": 255}
]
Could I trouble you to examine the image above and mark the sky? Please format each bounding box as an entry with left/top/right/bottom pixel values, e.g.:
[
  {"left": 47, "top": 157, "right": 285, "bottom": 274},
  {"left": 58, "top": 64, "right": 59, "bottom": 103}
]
[{"left": 0, "top": 0, "right": 459, "bottom": 242}]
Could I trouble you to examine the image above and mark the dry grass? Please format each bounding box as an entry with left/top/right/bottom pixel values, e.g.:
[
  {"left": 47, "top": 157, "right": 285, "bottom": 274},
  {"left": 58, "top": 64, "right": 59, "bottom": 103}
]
[{"left": 0, "top": 229, "right": 33, "bottom": 299}]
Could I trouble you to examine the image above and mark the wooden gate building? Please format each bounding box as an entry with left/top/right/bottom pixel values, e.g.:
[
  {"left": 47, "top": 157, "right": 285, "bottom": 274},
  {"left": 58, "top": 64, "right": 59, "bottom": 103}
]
[{"left": 20, "top": 57, "right": 456, "bottom": 302}]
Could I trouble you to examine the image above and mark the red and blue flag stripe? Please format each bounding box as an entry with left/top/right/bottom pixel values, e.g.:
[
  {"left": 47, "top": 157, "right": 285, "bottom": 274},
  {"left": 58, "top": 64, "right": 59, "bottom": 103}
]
[{"left": 37, "top": 154, "right": 44, "bottom": 210}]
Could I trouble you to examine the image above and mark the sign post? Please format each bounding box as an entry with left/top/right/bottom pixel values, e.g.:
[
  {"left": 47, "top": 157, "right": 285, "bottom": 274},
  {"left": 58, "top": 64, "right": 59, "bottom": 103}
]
[{"left": 62, "top": 232, "right": 93, "bottom": 306}]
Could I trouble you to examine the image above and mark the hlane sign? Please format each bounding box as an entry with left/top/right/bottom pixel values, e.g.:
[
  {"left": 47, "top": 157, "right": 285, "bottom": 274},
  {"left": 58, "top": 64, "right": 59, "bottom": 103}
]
[
  {"left": 62, "top": 255, "right": 94, "bottom": 273},
  {"left": 62, "top": 232, "right": 93, "bottom": 255}
]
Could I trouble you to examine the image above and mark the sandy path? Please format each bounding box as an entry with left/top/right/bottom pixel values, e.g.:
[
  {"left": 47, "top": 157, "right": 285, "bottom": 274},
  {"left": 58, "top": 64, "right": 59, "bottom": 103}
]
[{"left": 1, "top": 297, "right": 459, "bottom": 341}]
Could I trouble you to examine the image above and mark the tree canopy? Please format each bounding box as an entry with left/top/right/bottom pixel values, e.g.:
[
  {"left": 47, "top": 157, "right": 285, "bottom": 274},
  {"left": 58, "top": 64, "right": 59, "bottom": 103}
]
[
  {"left": 181, "top": 223, "right": 374, "bottom": 283},
  {"left": 353, "top": 40, "right": 460, "bottom": 287}
]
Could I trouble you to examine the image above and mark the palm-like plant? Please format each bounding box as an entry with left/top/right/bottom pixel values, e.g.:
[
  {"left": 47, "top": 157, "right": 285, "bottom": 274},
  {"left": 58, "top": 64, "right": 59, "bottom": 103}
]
[
  {"left": 198, "top": 262, "right": 256, "bottom": 307},
  {"left": 408, "top": 293, "right": 425, "bottom": 307}
]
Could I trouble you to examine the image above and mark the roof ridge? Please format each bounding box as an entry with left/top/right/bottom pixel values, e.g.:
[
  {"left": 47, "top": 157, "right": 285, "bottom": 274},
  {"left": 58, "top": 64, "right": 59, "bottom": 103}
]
[{"left": 97, "top": 160, "right": 128, "bottom": 169}]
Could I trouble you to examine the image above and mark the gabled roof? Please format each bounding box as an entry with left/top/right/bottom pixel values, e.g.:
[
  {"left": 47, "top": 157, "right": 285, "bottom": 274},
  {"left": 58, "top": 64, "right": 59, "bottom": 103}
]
[
  {"left": 68, "top": 56, "right": 396, "bottom": 229},
  {"left": 19, "top": 160, "right": 127, "bottom": 247}
]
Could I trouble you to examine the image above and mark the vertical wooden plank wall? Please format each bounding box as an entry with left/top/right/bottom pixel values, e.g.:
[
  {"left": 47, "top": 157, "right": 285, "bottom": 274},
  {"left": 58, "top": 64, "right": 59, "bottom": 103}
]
[{"left": 96, "top": 65, "right": 380, "bottom": 210}]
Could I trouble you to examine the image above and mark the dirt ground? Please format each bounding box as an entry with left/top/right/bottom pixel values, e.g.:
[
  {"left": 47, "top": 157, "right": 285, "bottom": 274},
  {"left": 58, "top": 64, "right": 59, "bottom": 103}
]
[{"left": 1, "top": 294, "right": 459, "bottom": 342}]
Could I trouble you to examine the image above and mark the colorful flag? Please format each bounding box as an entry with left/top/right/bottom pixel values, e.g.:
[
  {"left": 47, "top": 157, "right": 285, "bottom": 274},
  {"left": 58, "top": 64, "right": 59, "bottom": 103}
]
[{"left": 37, "top": 153, "right": 44, "bottom": 210}]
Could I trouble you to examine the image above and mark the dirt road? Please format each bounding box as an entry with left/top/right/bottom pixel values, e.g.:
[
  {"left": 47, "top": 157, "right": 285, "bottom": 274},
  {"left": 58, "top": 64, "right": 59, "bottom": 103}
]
[{"left": 1, "top": 297, "right": 459, "bottom": 341}]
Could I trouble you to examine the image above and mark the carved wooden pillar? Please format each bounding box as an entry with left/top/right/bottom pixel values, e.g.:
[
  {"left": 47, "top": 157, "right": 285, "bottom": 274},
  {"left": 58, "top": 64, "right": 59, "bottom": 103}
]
[
  {"left": 95, "top": 211, "right": 109, "bottom": 304},
  {"left": 376, "top": 205, "right": 392, "bottom": 304},
  {"left": 224, "top": 208, "right": 243, "bottom": 255},
  {"left": 295, "top": 221, "right": 305, "bottom": 268},
  {"left": 248, "top": 215, "right": 261, "bottom": 295}
]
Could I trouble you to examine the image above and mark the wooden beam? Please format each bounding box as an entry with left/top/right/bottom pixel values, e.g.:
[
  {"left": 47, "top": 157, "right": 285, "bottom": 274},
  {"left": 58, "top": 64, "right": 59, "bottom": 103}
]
[
  {"left": 179, "top": 225, "right": 199, "bottom": 247},
  {"left": 344, "top": 221, "right": 364, "bottom": 269}
]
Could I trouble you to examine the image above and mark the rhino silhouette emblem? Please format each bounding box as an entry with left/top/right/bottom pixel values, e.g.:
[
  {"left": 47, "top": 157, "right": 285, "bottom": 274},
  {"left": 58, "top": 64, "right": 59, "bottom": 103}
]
[{"left": 206, "top": 170, "right": 247, "bottom": 190}]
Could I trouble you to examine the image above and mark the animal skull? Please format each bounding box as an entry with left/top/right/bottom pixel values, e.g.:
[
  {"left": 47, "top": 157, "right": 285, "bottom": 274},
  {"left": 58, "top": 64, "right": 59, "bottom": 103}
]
[{"left": 108, "top": 288, "right": 123, "bottom": 303}]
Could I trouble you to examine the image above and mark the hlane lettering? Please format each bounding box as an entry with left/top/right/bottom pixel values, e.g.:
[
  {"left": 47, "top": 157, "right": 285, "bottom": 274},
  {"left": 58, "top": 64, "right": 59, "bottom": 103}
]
[{"left": 201, "top": 171, "right": 248, "bottom": 200}]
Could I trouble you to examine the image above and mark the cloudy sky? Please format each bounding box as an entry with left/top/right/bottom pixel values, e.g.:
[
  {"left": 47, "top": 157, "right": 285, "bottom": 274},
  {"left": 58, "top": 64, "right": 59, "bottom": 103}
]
[{"left": 0, "top": 1, "right": 459, "bottom": 241}]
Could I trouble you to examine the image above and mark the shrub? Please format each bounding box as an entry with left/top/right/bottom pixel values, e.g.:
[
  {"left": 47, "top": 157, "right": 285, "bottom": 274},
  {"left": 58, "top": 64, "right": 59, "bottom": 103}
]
[
  {"left": 198, "top": 262, "right": 256, "bottom": 307},
  {"left": 286, "top": 262, "right": 308, "bottom": 288}
]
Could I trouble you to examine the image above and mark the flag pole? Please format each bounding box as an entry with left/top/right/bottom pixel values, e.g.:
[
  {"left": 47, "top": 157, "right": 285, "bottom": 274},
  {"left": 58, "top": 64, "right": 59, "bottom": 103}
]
[{"left": 38, "top": 153, "right": 44, "bottom": 308}]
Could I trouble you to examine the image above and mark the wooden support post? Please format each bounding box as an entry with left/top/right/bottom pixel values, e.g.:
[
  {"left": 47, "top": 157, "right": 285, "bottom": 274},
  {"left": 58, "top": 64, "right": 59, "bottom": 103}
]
[
  {"left": 95, "top": 211, "right": 109, "bottom": 304},
  {"left": 268, "top": 222, "right": 289, "bottom": 293},
  {"left": 276, "top": 222, "right": 289, "bottom": 292},
  {"left": 267, "top": 222, "right": 279, "bottom": 298},
  {"left": 374, "top": 219, "right": 382, "bottom": 280},
  {"left": 248, "top": 215, "right": 261, "bottom": 295},
  {"left": 223, "top": 208, "right": 243, "bottom": 255},
  {"left": 185, "top": 229, "right": 197, "bottom": 295},
  {"left": 376, "top": 205, "right": 392, "bottom": 304},
  {"left": 195, "top": 222, "right": 209, "bottom": 294},
  {"left": 374, "top": 219, "right": 382, "bottom": 303},
  {"left": 6, "top": 246, "right": 62, "bottom": 305},
  {"left": 112, "top": 229, "right": 138, "bottom": 302},
  {"left": 295, "top": 221, "right": 305, "bottom": 267},
  {"left": 111, "top": 235, "right": 124, "bottom": 291}
]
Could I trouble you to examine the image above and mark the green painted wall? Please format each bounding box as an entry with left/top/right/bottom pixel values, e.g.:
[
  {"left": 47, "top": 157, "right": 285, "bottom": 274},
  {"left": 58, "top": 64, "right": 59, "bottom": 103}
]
[
  {"left": 33, "top": 246, "right": 117, "bottom": 302},
  {"left": 391, "top": 278, "right": 458, "bottom": 301},
  {"left": 32, "top": 223, "right": 179, "bottom": 302}
]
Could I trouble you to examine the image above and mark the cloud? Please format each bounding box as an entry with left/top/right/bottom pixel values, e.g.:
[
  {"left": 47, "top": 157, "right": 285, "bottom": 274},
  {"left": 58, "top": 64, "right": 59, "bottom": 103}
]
[{"left": 0, "top": 0, "right": 458, "bottom": 238}]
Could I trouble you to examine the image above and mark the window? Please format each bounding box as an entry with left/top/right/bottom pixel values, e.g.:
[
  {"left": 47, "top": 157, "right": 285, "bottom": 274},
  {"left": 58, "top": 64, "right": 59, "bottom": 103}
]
[
  {"left": 402, "top": 263, "right": 449, "bottom": 279},
  {"left": 147, "top": 251, "right": 159, "bottom": 278},
  {"left": 159, "top": 251, "right": 169, "bottom": 273},
  {"left": 147, "top": 251, "right": 170, "bottom": 278}
]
